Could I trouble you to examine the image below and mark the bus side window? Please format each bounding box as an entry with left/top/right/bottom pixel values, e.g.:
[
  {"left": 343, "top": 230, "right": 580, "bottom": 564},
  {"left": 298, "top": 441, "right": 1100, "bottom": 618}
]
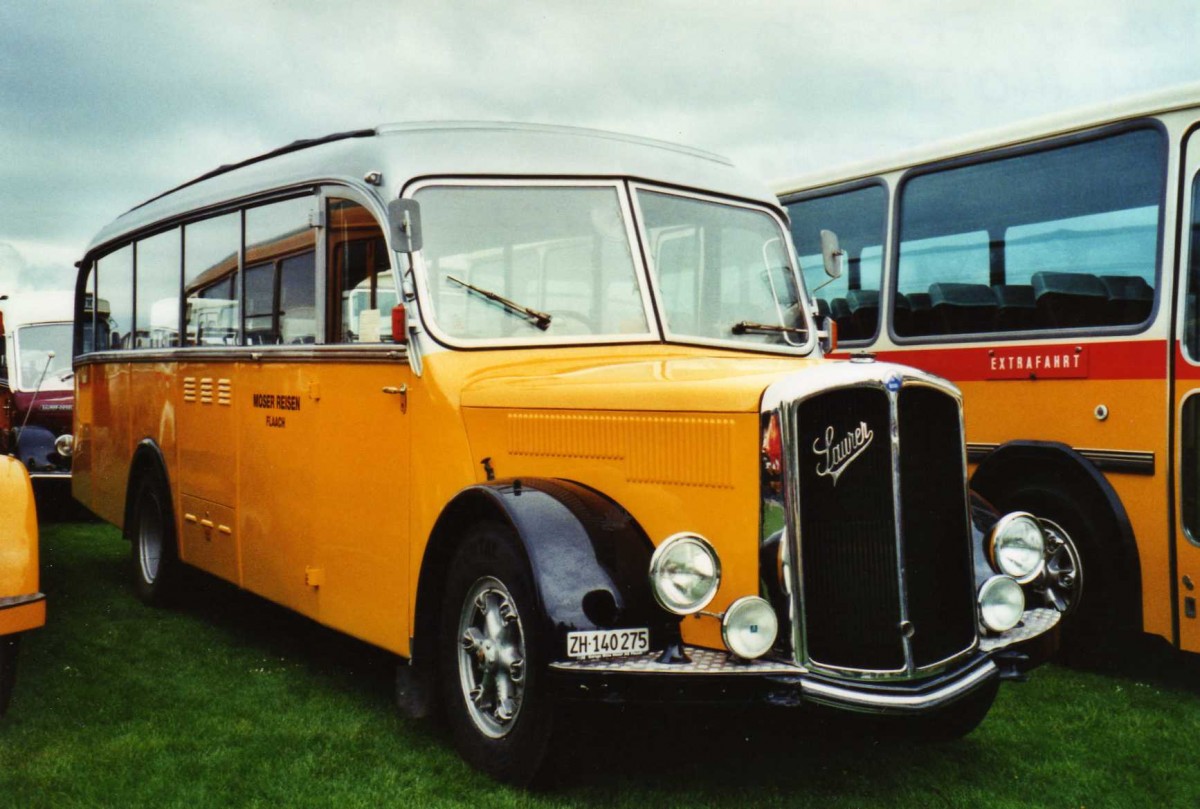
[
  {"left": 328, "top": 199, "right": 394, "bottom": 344},
  {"left": 97, "top": 245, "right": 133, "bottom": 351},
  {"left": 896, "top": 128, "right": 1164, "bottom": 338},
  {"left": 137, "top": 228, "right": 182, "bottom": 348},
  {"left": 184, "top": 214, "right": 239, "bottom": 347},
  {"left": 1183, "top": 178, "right": 1200, "bottom": 360},
  {"left": 243, "top": 197, "right": 318, "bottom": 346},
  {"left": 786, "top": 185, "right": 887, "bottom": 343}
]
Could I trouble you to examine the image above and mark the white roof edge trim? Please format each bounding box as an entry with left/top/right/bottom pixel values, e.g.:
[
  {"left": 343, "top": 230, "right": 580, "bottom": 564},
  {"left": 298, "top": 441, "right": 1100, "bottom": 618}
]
[
  {"left": 375, "top": 120, "right": 734, "bottom": 166},
  {"left": 776, "top": 81, "right": 1200, "bottom": 195}
]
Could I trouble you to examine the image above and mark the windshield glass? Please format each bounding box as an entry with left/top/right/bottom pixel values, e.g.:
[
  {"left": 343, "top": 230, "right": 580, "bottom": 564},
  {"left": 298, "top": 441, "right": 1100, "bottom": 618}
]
[
  {"left": 637, "top": 189, "right": 809, "bottom": 349},
  {"left": 16, "top": 323, "right": 73, "bottom": 389},
  {"left": 415, "top": 184, "right": 652, "bottom": 343}
]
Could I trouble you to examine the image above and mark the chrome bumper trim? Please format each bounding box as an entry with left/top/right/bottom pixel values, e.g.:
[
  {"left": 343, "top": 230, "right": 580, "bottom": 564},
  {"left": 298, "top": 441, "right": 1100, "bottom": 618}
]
[
  {"left": 0, "top": 593, "right": 46, "bottom": 611},
  {"left": 979, "top": 607, "right": 1061, "bottom": 653},
  {"left": 549, "top": 645, "right": 804, "bottom": 676},
  {"left": 800, "top": 659, "right": 997, "bottom": 714}
]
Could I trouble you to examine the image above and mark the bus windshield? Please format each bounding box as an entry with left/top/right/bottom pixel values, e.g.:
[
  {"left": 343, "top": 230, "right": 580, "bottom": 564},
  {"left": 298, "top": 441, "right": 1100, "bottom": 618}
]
[
  {"left": 637, "top": 189, "right": 808, "bottom": 348},
  {"left": 415, "top": 184, "right": 652, "bottom": 343},
  {"left": 415, "top": 183, "right": 809, "bottom": 351},
  {"left": 17, "top": 323, "right": 73, "bottom": 389}
]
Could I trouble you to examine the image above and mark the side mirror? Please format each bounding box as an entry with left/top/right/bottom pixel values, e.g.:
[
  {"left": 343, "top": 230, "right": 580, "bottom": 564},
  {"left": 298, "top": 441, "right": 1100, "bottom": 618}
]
[
  {"left": 820, "top": 229, "right": 844, "bottom": 279},
  {"left": 391, "top": 304, "right": 408, "bottom": 345},
  {"left": 387, "top": 198, "right": 423, "bottom": 253}
]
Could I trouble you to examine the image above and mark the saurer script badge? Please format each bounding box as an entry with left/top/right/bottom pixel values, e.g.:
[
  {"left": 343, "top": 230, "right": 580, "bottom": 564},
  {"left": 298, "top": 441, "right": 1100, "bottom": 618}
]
[{"left": 813, "top": 422, "right": 874, "bottom": 485}]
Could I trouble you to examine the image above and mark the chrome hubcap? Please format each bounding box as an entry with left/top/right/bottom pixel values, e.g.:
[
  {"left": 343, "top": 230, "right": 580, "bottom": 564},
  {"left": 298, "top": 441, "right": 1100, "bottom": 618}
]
[
  {"left": 457, "top": 576, "right": 526, "bottom": 738},
  {"left": 1041, "top": 519, "right": 1082, "bottom": 615}
]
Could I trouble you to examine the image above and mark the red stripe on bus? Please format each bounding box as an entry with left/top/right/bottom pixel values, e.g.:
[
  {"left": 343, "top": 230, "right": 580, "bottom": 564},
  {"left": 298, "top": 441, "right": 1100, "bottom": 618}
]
[{"left": 833, "top": 339, "right": 1169, "bottom": 382}]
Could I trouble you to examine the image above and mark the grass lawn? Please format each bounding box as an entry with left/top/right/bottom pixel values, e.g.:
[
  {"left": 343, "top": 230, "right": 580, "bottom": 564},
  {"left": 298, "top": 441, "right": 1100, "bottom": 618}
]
[{"left": 4, "top": 518, "right": 1200, "bottom": 808}]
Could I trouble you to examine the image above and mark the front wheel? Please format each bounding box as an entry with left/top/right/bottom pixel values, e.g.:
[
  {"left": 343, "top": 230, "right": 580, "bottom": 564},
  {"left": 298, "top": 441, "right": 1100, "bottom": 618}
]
[{"left": 439, "top": 523, "right": 553, "bottom": 785}]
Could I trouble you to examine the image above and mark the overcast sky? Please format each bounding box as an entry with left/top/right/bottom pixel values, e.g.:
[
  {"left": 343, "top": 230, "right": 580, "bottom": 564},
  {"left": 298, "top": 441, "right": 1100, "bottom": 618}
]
[{"left": 1, "top": 0, "right": 1197, "bottom": 294}]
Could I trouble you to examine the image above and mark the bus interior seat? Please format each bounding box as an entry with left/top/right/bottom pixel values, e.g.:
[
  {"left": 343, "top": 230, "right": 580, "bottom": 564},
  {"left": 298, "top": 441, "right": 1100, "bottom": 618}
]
[
  {"left": 828, "top": 296, "right": 853, "bottom": 339},
  {"left": 1031, "top": 271, "right": 1108, "bottom": 328},
  {"left": 1099, "top": 275, "right": 1153, "bottom": 325},
  {"left": 843, "top": 289, "right": 879, "bottom": 340},
  {"left": 928, "top": 282, "right": 997, "bottom": 334},
  {"left": 991, "top": 284, "right": 1036, "bottom": 331},
  {"left": 813, "top": 297, "right": 831, "bottom": 319}
]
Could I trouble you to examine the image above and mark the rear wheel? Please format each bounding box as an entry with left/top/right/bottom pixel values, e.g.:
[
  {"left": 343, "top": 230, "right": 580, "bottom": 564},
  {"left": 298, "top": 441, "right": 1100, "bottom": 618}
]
[
  {"left": 0, "top": 634, "right": 20, "bottom": 717},
  {"left": 130, "top": 471, "right": 179, "bottom": 605},
  {"left": 439, "top": 523, "right": 553, "bottom": 785}
]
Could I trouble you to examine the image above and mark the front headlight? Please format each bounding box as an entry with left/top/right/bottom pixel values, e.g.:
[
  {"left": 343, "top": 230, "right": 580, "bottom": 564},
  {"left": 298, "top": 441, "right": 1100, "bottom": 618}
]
[
  {"left": 721, "top": 596, "right": 778, "bottom": 659},
  {"left": 978, "top": 575, "right": 1025, "bottom": 632},
  {"left": 988, "top": 512, "right": 1046, "bottom": 583},
  {"left": 649, "top": 533, "right": 721, "bottom": 615}
]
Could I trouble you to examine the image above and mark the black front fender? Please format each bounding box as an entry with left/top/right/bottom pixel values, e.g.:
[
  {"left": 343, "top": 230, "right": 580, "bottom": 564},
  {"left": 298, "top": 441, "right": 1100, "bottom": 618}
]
[{"left": 455, "top": 479, "right": 679, "bottom": 657}]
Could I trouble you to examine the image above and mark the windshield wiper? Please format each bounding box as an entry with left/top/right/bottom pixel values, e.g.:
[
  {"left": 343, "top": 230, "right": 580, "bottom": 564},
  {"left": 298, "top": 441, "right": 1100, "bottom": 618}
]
[
  {"left": 731, "top": 320, "right": 809, "bottom": 338},
  {"left": 445, "top": 275, "right": 552, "bottom": 331}
]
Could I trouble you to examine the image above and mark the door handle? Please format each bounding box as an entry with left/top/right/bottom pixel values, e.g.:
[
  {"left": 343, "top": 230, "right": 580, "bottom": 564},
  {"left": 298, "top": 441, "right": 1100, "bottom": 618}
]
[{"left": 382, "top": 384, "right": 408, "bottom": 414}]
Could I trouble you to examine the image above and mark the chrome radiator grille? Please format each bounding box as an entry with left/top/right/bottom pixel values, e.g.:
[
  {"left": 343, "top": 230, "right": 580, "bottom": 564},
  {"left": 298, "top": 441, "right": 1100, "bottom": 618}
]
[{"left": 780, "top": 375, "right": 977, "bottom": 676}]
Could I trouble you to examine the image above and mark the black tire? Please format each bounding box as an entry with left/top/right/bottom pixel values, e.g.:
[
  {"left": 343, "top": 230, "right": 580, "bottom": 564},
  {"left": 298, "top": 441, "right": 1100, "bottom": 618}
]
[
  {"left": 129, "top": 470, "right": 180, "bottom": 606},
  {"left": 873, "top": 674, "right": 999, "bottom": 743},
  {"left": 438, "top": 522, "right": 553, "bottom": 785},
  {"left": 996, "top": 486, "right": 1128, "bottom": 655},
  {"left": 0, "top": 634, "right": 20, "bottom": 717}
]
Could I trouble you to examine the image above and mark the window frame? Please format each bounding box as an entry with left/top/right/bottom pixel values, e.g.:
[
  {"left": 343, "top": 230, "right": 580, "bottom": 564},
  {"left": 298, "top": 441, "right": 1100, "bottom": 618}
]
[
  {"left": 405, "top": 177, "right": 662, "bottom": 352},
  {"left": 887, "top": 119, "right": 1170, "bottom": 346},
  {"left": 631, "top": 181, "right": 817, "bottom": 356},
  {"left": 781, "top": 177, "right": 891, "bottom": 346}
]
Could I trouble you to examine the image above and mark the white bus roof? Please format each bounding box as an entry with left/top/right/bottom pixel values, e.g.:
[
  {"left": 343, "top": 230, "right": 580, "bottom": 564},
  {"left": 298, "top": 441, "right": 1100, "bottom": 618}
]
[
  {"left": 86, "top": 122, "right": 777, "bottom": 257},
  {"left": 0, "top": 290, "right": 75, "bottom": 330},
  {"left": 776, "top": 82, "right": 1200, "bottom": 195}
]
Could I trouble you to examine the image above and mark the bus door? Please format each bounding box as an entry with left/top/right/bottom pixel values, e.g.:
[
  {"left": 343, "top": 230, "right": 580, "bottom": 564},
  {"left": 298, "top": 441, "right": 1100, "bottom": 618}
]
[
  {"left": 237, "top": 193, "right": 412, "bottom": 652},
  {"left": 1174, "top": 126, "right": 1200, "bottom": 651},
  {"left": 306, "top": 195, "right": 412, "bottom": 652},
  {"left": 177, "top": 214, "right": 241, "bottom": 584}
]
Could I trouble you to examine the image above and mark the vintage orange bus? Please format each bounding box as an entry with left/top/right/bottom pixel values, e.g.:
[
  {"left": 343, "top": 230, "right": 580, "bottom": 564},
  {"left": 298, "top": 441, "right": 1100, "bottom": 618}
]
[
  {"left": 73, "top": 123, "right": 1067, "bottom": 782},
  {"left": 0, "top": 453, "right": 44, "bottom": 716},
  {"left": 778, "top": 84, "right": 1200, "bottom": 654}
]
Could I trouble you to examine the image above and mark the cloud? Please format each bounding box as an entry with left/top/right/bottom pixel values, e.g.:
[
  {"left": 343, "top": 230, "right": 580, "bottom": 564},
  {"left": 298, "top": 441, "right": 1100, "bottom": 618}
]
[{"left": 0, "top": 0, "right": 1197, "bottom": 273}]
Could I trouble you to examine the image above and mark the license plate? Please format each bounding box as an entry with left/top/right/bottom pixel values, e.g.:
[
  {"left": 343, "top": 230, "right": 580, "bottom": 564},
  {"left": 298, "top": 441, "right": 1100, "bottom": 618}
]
[{"left": 566, "top": 628, "right": 650, "bottom": 659}]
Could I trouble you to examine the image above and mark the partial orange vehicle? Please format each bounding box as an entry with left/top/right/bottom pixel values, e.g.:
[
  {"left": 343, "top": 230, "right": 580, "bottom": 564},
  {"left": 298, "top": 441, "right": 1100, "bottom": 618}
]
[
  {"left": 72, "top": 123, "right": 1067, "bottom": 783},
  {"left": 0, "top": 453, "right": 44, "bottom": 716}
]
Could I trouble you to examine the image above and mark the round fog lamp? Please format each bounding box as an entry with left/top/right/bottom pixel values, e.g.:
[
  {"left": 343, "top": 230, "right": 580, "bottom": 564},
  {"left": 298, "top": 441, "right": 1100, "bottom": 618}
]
[
  {"left": 989, "top": 512, "right": 1046, "bottom": 583},
  {"left": 649, "top": 533, "right": 721, "bottom": 615},
  {"left": 55, "top": 433, "right": 74, "bottom": 458},
  {"left": 721, "top": 596, "right": 778, "bottom": 659},
  {"left": 978, "top": 575, "right": 1025, "bottom": 633}
]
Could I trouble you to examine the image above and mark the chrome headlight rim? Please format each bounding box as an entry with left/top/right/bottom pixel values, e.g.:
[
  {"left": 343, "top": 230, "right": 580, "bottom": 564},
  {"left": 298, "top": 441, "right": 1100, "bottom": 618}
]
[
  {"left": 648, "top": 532, "right": 721, "bottom": 616},
  {"left": 988, "top": 511, "right": 1046, "bottom": 584},
  {"left": 721, "top": 595, "right": 779, "bottom": 660},
  {"left": 978, "top": 574, "right": 1026, "bottom": 633}
]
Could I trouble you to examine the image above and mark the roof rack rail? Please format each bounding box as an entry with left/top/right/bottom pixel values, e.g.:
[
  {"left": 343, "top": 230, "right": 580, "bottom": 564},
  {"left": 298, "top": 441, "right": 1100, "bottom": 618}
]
[{"left": 129, "top": 127, "right": 377, "bottom": 213}]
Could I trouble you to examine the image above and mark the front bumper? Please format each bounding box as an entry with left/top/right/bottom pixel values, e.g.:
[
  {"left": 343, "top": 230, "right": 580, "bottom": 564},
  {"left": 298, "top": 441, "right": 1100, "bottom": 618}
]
[
  {"left": 549, "top": 607, "right": 1060, "bottom": 714},
  {"left": 0, "top": 593, "right": 46, "bottom": 636}
]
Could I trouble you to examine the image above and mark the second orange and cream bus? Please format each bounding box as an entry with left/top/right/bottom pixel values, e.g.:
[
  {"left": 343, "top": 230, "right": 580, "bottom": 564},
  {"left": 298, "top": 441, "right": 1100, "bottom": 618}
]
[{"left": 778, "top": 83, "right": 1200, "bottom": 655}]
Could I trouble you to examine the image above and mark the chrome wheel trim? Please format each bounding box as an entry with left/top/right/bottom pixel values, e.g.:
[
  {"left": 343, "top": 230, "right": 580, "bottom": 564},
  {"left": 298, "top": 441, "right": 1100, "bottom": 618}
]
[
  {"left": 1041, "top": 518, "right": 1082, "bottom": 615},
  {"left": 138, "top": 493, "right": 163, "bottom": 584},
  {"left": 456, "top": 576, "right": 527, "bottom": 739}
]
